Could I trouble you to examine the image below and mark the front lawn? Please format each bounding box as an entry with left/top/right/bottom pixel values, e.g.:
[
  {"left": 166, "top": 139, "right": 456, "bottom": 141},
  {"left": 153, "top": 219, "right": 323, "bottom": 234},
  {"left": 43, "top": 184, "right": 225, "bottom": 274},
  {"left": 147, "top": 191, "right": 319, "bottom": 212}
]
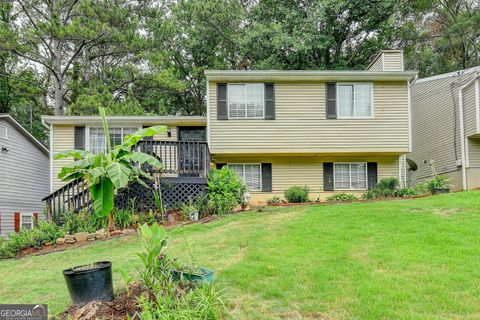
[{"left": 1, "top": 191, "right": 480, "bottom": 319}]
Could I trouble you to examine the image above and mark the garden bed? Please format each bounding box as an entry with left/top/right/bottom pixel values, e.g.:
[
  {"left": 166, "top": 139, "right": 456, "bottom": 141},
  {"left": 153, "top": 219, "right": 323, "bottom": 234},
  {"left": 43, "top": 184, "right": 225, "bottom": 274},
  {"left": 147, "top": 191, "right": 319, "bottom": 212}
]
[{"left": 267, "top": 193, "right": 432, "bottom": 207}]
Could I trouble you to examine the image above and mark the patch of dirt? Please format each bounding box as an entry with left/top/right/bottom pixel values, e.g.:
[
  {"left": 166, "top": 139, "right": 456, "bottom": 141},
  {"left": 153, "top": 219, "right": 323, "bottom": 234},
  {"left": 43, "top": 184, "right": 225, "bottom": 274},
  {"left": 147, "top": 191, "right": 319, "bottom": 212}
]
[
  {"left": 60, "top": 282, "right": 146, "bottom": 320},
  {"left": 277, "top": 311, "right": 333, "bottom": 319},
  {"left": 408, "top": 207, "right": 427, "bottom": 213},
  {"left": 433, "top": 208, "right": 468, "bottom": 216}
]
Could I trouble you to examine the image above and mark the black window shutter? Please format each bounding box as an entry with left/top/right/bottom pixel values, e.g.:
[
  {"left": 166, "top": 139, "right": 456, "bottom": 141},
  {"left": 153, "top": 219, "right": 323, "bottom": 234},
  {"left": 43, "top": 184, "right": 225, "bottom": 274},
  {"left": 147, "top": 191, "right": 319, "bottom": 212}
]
[
  {"left": 265, "top": 83, "right": 275, "bottom": 120},
  {"left": 216, "top": 163, "right": 226, "bottom": 170},
  {"left": 74, "top": 126, "right": 85, "bottom": 150},
  {"left": 367, "top": 162, "right": 378, "bottom": 189},
  {"left": 323, "top": 162, "right": 334, "bottom": 191},
  {"left": 262, "top": 163, "right": 272, "bottom": 192},
  {"left": 326, "top": 82, "right": 337, "bottom": 119},
  {"left": 217, "top": 83, "right": 228, "bottom": 120}
]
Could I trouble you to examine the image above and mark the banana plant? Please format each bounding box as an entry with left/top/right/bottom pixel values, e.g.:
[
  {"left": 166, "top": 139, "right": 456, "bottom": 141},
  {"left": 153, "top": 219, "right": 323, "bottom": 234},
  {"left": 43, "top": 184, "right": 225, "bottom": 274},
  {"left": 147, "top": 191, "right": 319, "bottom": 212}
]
[{"left": 55, "top": 107, "right": 165, "bottom": 230}]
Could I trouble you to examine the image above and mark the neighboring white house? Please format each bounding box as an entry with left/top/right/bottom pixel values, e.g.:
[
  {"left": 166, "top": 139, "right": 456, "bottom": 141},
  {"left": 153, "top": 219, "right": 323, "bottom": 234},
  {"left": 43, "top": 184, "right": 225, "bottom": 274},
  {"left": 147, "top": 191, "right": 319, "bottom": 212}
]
[{"left": 0, "top": 114, "right": 49, "bottom": 236}]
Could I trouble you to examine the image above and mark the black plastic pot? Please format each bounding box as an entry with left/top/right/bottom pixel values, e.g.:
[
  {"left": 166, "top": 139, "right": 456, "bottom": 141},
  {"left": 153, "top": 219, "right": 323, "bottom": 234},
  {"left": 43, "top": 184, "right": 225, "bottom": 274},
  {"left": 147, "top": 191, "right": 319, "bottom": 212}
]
[
  {"left": 432, "top": 188, "right": 450, "bottom": 195},
  {"left": 63, "top": 261, "right": 114, "bottom": 307}
]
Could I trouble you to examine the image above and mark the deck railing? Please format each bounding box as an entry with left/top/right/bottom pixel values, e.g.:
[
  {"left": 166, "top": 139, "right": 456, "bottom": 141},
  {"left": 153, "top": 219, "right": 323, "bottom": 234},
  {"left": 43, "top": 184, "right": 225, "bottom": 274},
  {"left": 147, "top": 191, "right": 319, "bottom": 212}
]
[
  {"left": 137, "top": 140, "right": 211, "bottom": 177},
  {"left": 42, "top": 178, "right": 90, "bottom": 223},
  {"left": 43, "top": 140, "right": 211, "bottom": 221}
]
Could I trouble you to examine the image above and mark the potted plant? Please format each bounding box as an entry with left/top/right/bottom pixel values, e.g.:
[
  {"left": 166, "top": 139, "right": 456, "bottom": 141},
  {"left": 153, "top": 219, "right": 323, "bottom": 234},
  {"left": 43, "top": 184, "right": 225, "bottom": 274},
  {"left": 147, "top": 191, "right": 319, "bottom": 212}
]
[
  {"left": 63, "top": 261, "right": 114, "bottom": 307},
  {"left": 172, "top": 264, "right": 215, "bottom": 284},
  {"left": 425, "top": 175, "right": 451, "bottom": 195},
  {"left": 180, "top": 199, "right": 199, "bottom": 221}
]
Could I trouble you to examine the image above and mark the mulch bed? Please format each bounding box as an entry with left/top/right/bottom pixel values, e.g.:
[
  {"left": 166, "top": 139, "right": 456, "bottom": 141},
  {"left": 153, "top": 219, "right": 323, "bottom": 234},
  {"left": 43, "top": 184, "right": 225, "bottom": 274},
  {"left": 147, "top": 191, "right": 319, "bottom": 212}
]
[{"left": 267, "top": 194, "right": 432, "bottom": 207}]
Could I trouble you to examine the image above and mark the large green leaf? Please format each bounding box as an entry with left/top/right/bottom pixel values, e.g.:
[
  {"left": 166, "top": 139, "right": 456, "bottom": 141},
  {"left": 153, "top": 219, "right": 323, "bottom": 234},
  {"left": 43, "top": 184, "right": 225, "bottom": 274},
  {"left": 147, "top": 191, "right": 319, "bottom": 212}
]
[
  {"left": 122, "top": 125, "right": 167, "bottom": 148},
  {"left": 89, "top": 167, "right": 107, "bottom": 185},
  {"left": 89, "top": 177, "right": 114, "bottom": 217},
  {"left": 54, "top": 150, "right": 90, "bottom": 160},
  {"left": 105, "top": 162, "right": 132, "bottom": 189},
  {"left": 123, "top": 152, "right": 163, "bottom": 167}
]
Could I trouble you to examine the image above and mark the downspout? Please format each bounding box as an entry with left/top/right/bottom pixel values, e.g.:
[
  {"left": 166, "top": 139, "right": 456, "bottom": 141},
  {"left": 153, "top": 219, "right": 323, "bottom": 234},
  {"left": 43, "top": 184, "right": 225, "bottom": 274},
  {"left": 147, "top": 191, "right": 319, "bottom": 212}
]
[
  {"left": 41, "top": 118, "right": 53, "bottom": 193},
  {"left": 458, "top": 76, "right": 480, "bottom": 190}
]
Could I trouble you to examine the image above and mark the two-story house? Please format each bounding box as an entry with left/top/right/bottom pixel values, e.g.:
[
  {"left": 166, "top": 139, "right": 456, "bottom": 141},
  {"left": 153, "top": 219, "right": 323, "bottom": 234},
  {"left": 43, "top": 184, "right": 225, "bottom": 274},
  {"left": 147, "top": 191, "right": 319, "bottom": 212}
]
[
  {"left": 206, "top": 50, "right": 416, "bottom": 201},
  {"left": 42, "top": 50, "right": 416, "bottom": 214},
  {"left": 409, "top": 66, "right": 480, "bottom": 190}
]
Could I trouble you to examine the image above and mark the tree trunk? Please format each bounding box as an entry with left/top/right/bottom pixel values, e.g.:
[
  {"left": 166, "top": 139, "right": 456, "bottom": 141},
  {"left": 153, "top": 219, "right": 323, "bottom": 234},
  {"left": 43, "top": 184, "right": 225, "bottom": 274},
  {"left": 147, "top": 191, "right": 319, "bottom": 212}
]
[
  {"left": 52, "top": 0, "right": 64, "bottom": 116},
  {"left": 108, "top": 209, "right": 115, "bottom": 232}
]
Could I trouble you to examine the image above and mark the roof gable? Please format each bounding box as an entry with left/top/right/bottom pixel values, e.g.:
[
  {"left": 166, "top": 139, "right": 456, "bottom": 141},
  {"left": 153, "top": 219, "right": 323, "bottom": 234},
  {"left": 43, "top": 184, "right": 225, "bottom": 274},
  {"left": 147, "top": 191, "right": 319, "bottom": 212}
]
[{"left": 0, "top": 114, "right": 49, "bottom": 156}]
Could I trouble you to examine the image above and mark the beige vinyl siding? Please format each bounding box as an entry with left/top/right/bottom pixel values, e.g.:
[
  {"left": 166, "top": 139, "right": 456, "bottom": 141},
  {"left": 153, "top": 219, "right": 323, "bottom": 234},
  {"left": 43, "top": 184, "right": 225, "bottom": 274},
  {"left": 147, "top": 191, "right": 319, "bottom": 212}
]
[
  {"left": 410, "top": 76, "right": 462, "bottom": 182},
  {"left": 214, "top": 155, "right": 399, "bottom": 201},
  {"left": 382, "top": 52, "right": 404, "bottom": 71},
  {"left": 367, "top": 57, "right": 383, "bottom": 71},
  {"left": 410, "top": 71, "right": 479, "bottom": 188},
  {"left": 52, "top": 125, "right": 75, "bottom": 191},
  {"left": 462, "top": 82, "right": 477, "bottom": 137},
  {"left": 468, "top": 138, "right": 480, "bottom": 167},
  {"left": 153, "top": 125, "right": 177, "bottom": 141},
  {"left": 209, "top": 81, "right": 409, "bottom": 154}
]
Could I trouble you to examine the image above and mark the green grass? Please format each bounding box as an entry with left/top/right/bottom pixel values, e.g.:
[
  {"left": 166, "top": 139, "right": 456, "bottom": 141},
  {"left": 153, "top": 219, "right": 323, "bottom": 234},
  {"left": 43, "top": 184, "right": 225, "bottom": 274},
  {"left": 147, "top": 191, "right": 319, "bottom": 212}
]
[{"left": 2, "top": 191, "right": 480, "bottom": 319}]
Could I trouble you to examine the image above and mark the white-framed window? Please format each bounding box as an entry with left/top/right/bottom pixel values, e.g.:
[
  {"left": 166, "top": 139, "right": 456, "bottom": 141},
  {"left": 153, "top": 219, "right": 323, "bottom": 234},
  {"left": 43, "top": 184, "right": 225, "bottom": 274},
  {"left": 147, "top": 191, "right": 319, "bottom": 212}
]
[
  {"left": 228, "top": 83, "right": 264, "bottom": 119},
  {"left": 88, "top": 127, "right": 139, "bottom": 154},
  {"left": 21, "top": 213, "right": 34, "bottom": 230},
  {"left": 334, "top": 162, "right": 367, "bottom": 190},
  {"left": 337, "top": 83, "right": 373, "bottom": 118},
  {"left": 0, "top": 125, "right": 7, "bottom": 140},
  {"left": 227, "top": 163, "right": 262, "bottom": 191}
]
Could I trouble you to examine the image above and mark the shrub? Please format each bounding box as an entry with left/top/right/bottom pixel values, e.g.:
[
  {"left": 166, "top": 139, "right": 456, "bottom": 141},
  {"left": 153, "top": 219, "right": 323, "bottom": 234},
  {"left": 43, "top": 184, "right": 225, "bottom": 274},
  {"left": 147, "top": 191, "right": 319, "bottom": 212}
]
[
  {"left": 62, "top": 211, "right": 87, "bottom": 234},
  {"left": 284, "top": 186, "right": 310, "bottom": 203},
  {"left": 195, "top": 194, "right": 215, "bottom": 218},
  {"left": 326, "top": 193, "right": 358, "bottom": 202},
  {"left": 267, "top": 195, "right": 281, "bottom": 204},
  {"left": 29, "top": 221, "right": 64, "bottom": 248},
  {"left": 394, "top": 188, "right": 417, "bottom": 197},
  {"left": 425, "top": 175, "right": 451, "bottom": 192},
  {"left": 376, "top": 177, "right": 399, "bottom": 191},
  {"left": 207, "top": 167, "right": 244, "bottom": 215},
  {"left": 0, "top": 221, "right": 65, "bottom": 259}
]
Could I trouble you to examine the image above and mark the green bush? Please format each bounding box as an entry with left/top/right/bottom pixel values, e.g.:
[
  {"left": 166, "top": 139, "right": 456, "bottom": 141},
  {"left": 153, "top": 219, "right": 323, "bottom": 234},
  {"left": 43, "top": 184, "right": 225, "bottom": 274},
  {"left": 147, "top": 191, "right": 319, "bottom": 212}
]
[
  {"left": 362, "top": 177, "right": 419, "bottom": 199},
  {"left": 376, "top": 177, "right": 399, "bottom": 191},
  {"left": 326, "top": 193, "right": 358, "bottom": 202},
  {"left": 29, "top": 221, "right": 65, "bottom": 248},
  {"left": 284, "top": 186, "right": 310, "bottom": 203},
  {"left": 62, "top": 211, "right": 87, "bottom": 234},
  {"left": 425, "top": 175, "right": 451, "bottom": 192},
  {"left": 207, "top": 167, "right": 244, "bottom": 215},
  {"left": 394, "top": 188, "right": 418, "bottom": 197},
  {"left": 267, "top": 195, "right": 282, "bottom": 204},
  {"left": 0, "top": 221, "right": 65, "bottom": 259}
]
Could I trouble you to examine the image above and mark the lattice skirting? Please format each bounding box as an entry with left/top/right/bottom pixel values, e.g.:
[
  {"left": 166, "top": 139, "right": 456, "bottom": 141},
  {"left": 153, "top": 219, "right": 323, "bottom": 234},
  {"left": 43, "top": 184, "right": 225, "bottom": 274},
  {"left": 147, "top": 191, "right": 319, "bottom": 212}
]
[
  {"left": 114, "top": 177, "right": 207, "bottom": 212},
  {"left": 159, "top": 177, "right": 207, "bottom": 209}
]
